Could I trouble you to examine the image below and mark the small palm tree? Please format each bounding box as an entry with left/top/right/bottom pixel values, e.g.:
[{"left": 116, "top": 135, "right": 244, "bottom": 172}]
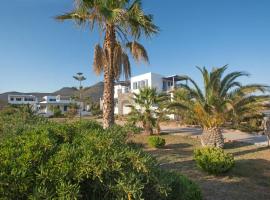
[
  {"left": 56, "top": 0, "right": 158, "bottom": 128},
  {"left": 171, "top": 65, "right": 270, "bottom": 148},
  {"left": 128, "top": 87, "right": 169, "bottom": 135}
]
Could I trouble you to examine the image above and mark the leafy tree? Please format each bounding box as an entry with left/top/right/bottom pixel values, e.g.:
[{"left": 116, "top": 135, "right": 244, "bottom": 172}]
[
  {"left": 56, "top": 0, "right": 159, "bottom": 128},
  {"left": 128, "top": 87, "right": 169, "bottom": 135},
  {"left": 170, "top": 65, "right": 270, "bottom": 148}
]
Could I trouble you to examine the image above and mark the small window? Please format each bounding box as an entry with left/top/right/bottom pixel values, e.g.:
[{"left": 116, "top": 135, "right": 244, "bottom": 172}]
[
  {"left": 145, "top": 80, "right": 148, "bottom": 87},
  {"left": 25, "top": 98, "right": 34, "bottom": 101},
  {"left": 10, "top": 97, "right": 14, "bottom": 101},
  {"left": 133, "top": 82, "right": 138, "bottom": 90},
  {"left": 163, "top": 81, "right": 166, "bottom": 90},
  {"left": 124, "top": 87, "right": 129, "bottom": 93},
  {"left": 16, "top": 98, "right": 22, "bottom": 101},
  {"left": 140, "top": 80, "right": 145, "bottom": 88}
]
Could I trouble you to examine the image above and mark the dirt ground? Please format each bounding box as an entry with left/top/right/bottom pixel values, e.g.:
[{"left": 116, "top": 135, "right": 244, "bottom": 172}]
[{"left": 130, "top": 134, "right": 270, "bottom": 200}]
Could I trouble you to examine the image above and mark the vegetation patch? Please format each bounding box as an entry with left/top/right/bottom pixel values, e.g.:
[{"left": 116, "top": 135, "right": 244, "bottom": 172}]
[
  {"left": 0, "top": 120, "right": 200, "bottom": 200},
  {"left": 194, "top": 147, "right": 235, "bottom": 175},
  {"left": 148, "top": 136, "right": 166, "bottom": 148},
  {"left": 122, "top": 122, "right": 143, "bottom": 134}
]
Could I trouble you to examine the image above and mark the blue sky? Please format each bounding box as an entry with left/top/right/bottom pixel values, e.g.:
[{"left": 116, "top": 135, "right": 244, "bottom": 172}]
[{"left": 1, "top": 0, "right": 270, "bottom": 93}]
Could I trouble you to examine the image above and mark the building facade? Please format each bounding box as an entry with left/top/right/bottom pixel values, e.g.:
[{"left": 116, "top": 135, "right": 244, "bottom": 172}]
[
  {"left": 39, "top": 95, "right": 75, "bottom": 117},
  {"left": 100, "top": 72, "right": 184, "bottom": 116},
  {"left": 8, "top": 94, "right": 38, "bottom": 111},
  {"left": 8, "top": 94, "right": 80, "bottom": 117}
]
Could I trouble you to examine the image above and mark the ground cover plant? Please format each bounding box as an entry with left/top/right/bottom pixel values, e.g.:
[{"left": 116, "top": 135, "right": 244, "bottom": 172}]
[{"left": 148, "top": 136, "right": 166, "bottom": 148}]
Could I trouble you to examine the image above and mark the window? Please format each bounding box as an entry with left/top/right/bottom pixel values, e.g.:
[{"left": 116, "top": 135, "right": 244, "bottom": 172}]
[
  {"left": 163, "top": 81, "right": 166, "bottom": 90},
  {"left": 25, "top": 97, "right": 34, "bottom": 101},
  {"left": 10, "top": 97, "right": 14, "bottom": 101},
  {"left": 16, "top": 98, "right": 22, "bottom": 101},
  {"left": 168, "top": 81, "right": 173, "bottom": 87},
  {"left": 141, "top": 80, "right": 148, "bottom": 89},
  {"left": 49, "top": 99, "right": 56, "bottom": 102},
  {"left": 124, "top": 87, "right": 129, "bottom": 93},
  {"left": 64, "top": 106, "right": 68, "bottom": 112},
  {"left": 133, "top": 82, "right": 138, "bottom": 90},
  {"left": 145, "top": 80, "right": 148, "bottom": 87}
]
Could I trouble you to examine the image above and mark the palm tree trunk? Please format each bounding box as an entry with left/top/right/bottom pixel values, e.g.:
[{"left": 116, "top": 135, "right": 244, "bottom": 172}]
[
  {"left": 156, "top": 119, "right": 161, "bottom": 135},
  {"left": 144, "top": 121, "right": 153, "bottom": 135},
  {"left": 144, "top": 111, "right": 153, "bottom": 135},
  {"left": 201, "top": 127, "right": 224, "bottom": 148},
  {"left": 102, "top": 24, "right": 116, "bottom": 128}
]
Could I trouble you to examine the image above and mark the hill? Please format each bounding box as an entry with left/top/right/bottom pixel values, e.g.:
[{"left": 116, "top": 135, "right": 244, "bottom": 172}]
[{"left": 0, "top": 82, "right": 104, "bottom": 105}]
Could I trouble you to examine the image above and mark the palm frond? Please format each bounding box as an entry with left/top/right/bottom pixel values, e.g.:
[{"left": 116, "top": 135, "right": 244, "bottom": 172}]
[
  {"left": 93, "top": 44, "right": 106, "bottom": 75},
  {"left": 126, "top": 41, "right": 149, "bottom": 63}
]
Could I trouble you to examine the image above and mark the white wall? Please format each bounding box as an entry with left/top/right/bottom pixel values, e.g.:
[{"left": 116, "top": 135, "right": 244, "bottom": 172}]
[
  {"left": 131, "top": 72, "right": 164, "bottom": 93},
  {"left": 150, "top": 73, "right": 164, "bottom": 92},
  {"left": 131, "top": 72, "right": 152, "bottom": 93},
  {"left": 8, "top": 95, "right": 38, "bottom": 111}
]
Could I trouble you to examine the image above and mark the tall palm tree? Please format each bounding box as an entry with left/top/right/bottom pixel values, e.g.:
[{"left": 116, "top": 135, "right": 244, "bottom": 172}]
[
  {"left": 171, "top": 65, "right": 270, "bottom": 148},
  {"left": 56, "top": 0, "right": 158, "bottom": 128},
  {"left": 128, "top": 87, "right": 169, "bottom": 135}
]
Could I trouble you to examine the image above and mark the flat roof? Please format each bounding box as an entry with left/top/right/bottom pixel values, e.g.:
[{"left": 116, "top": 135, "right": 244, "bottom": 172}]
[
  {"left": 163, "top": 75, "right": 185, "bottom": 82},
  {"left": 115, "top": 81, "right": 130, "bottom": 86},
  {"left": 8, "top": 94, "right": 36, "bottom": 97}
]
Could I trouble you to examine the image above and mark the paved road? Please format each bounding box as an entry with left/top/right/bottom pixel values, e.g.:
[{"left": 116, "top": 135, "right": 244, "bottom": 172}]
[{"left": 161, "top": 125, "right": 269, "bottom": 146}]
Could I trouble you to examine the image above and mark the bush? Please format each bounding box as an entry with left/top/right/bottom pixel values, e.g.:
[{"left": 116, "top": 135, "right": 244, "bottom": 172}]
[
  {"left": 0, "top": 105, "right": 48, "bottom": 139},
  {"left": 0, "top": 120, "right": 200, "bottom": 200},
  {"left": 194, "top": 147, "right": 235, "bottom": 174},
  {"left": 148, "top": 136, "right": 166, "bottom": 148},
  {"left": 162, "top": 171, "right": 202, "bottom": 200}
]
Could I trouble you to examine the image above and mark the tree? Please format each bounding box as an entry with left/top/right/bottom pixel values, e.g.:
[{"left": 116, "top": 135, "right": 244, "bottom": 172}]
[
  {"left": 73, "top": 72, "right": 86, "bottom": 119},
  {"left": 170, "top": 65, "right": 270, "bottom": 148},
  {"left": 56, "top": 0, "right": 158, "bottom": 128},
  {"left": 128, "top": 87, "right": 169, "bottom": 135}
]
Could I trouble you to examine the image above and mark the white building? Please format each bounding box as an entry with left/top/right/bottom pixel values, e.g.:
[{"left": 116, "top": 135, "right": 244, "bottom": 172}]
[
  {"left": 100, "top": 72, "right": 184, "bottom": 116},
  {"left": 39, "top": 95, "right": 75, "bottom": 117},
  {"left": 8, "top": 94, "right": 38, "bottom": 111},
  {"left": 131, "top": 72, "right": 179, "bottom": 93}
]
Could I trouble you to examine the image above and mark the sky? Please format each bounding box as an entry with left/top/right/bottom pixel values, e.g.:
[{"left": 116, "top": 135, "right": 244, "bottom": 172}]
[{"left": 1, "top": 0, "right": 270, "bottom": 93}]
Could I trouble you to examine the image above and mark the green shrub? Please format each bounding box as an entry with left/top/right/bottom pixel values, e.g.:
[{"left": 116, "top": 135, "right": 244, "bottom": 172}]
[
  {"left": 162, "top": 171, "right": 202, "bottom": 200},
  {"left": 0, "top": 105, "right": 48, "bottom": 139},
  {"left": 0, "top": 120, "right": 200, "bottom": 200},
  {"left": 148, "top": 136, "right": 166, "bottom": 148},
  {"left": 194, "top": 147, "right": 235, "bottom": 174}
]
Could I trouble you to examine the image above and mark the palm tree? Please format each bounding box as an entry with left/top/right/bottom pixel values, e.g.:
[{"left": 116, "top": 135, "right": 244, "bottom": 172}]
[
  {"left": 128, "top": 87, "right": 169, "bottom": 135},
  {"left": 56, "top": 0, "right": 158, "bottom": 128},
  {"left": 170, "top": 65, "right": 270, "bottom": 148}
]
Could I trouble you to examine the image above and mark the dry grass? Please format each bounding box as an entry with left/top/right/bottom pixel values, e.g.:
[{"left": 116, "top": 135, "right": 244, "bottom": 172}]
[{"left": 129, "top": 134, "right": 270, "bottom": 200}]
